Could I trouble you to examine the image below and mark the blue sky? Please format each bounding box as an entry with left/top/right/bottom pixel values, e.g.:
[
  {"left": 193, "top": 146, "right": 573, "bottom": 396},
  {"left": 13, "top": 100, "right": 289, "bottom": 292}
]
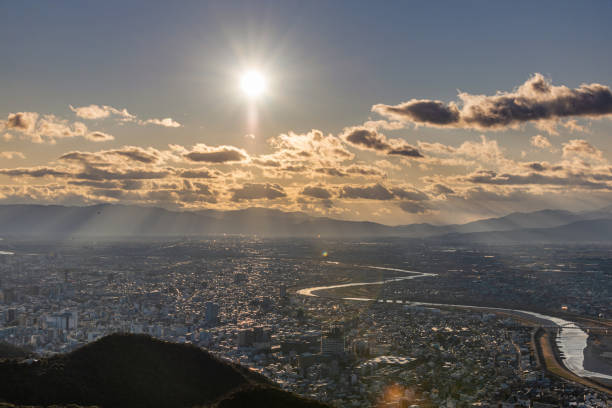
[{"left": 1, "top": 1, "right": 612, "bottom": 224}]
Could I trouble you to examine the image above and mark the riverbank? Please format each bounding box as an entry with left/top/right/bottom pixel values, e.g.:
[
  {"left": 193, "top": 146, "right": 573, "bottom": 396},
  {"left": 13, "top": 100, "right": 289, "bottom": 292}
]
[
  {"left": 584, "top": 335, "right": 612, "bottom": 386},
  {"left": 535, "top": 329, "right": 612, "bottom": 395}
]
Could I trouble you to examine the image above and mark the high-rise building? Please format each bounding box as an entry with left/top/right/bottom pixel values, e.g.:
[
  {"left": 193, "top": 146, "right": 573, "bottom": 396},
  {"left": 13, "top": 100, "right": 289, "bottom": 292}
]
[
  {"left": 204, "top": 302, "right": 219, "bottom": 326},
  {"left": 237, "top": 327, "right": 271, "bottom": 352},
  {"left": 7, "top": 308, "right": 16, "bottom": 324},
  {"left": 321, "top": 326, "right": 344, "bottom": 356}
]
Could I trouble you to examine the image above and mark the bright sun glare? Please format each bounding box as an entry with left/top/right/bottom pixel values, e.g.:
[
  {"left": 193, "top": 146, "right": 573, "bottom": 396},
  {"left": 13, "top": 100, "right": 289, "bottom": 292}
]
[{"left": 240, "top": 70, "right": 266, "bottom": 98}]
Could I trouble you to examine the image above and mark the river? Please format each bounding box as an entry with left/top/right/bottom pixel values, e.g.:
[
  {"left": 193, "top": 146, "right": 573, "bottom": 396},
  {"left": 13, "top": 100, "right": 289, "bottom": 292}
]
[{"left": 296, "top": 263, "right": 612, "bottom": 381}]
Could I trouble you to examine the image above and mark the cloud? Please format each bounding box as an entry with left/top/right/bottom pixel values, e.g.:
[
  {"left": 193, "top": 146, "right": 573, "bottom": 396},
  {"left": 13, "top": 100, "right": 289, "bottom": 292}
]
[
  {"left": 70, "top": 104, "right": 181, "bottom": 127},
  {"left": 0, "top": 151, "right": 25, "bottom": 159},
  {"left": 390, "top": 187, "right": 429, "bottom": 201},
  {"left": 230, "top": 183, "right": 286, "bottom": 201},
  {"left": 373, "top": 73, "right": 612, "bottom": 132},
  {"left": 182, "top": 144, "right": 249, "bottom": 163},
  {"left": 139, "top": 118, "right": 182, "bottom": 128},
  {"left": 373, "top": 100, "right": 460, "bottom": 127},
  {"left": 34, "top": 115, "right": 87, "bottom": 143},
  {"left": 523, "top": 162, "right": 550, "bottom": 172},
  {"left": 268, "top": 130, "right": 354, "bottom": 165},
  {"left": 341, "top": 127, "right": 389, "bottom": 151},
  {"left": 2, "top": 112, "right": 113, "bottom": 144},
  {"left": 314, "top": 167, "right": 347, "bottom": 177},
  {"left": 75, "top": 167, "right": 172, "bottom": 181},
  {"left": 0, "top": 167, "right": 71, "bottom": 178},
  {"left": 85, "top": 131, "right": 115, "bottom": 142},
  {"left": 530, "top": 134, "right": 553, "bottom": 150},
  {"left": 301, "top": 185, "right": 332, "bottom": 199},
  {"left": 460, "top": 169, "right": 611, "bottom": 190},
  {"left": 340, "top": 126, "right": 423, "bottom": 158},
  {"left": 345, "top": 164, "right": 386, "bottom": 177},
  {"left": 5, "top": 112, "right": 39, "bottom": 133},
  {"left": 398, "top": 201, "right": 429, "bottom": 214},
  {"left": 431, "top": 184, "right": 455, "bottom": 195},
  {"left": 339, "top": 183, "right": 395, "bottom": 200},
  {"left": 51, "top": 147, "right": 175, "bottom": 182},
  {"left": 416, "top": 135, "right": 511, "bottom": 170},
  {"left": 387, "top": 146, "right": 423, "bottom": 158},
  {"left": 562, "top": 139, "right": 604, "bottom": 161},
  {"left": 105, "top": 146, "right": 163, "bottom": 163},
  {"left": 177, "top": 168, "right": 221, "bottom": 179},
  {"left": 70, "top": 104, "right": 135, "bottom": 120},
  {"left": 312, "top": 164, "right": 385, "bottom": 178},
  {"left": 59, "top": 146, "right": 166, "bottom": 165}
]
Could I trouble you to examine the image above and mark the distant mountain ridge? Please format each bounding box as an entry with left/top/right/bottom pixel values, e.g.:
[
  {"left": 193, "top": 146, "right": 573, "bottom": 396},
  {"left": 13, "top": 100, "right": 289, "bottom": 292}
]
[
  {"left": 437, "top": 219, "right": 612, "bottom": 243},
  {"left": 0, "top": 203, "right": 611, "bottom": 242}
]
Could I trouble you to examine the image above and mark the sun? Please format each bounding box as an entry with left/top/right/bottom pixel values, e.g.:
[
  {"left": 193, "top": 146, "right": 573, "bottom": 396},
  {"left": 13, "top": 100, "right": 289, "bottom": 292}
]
[{"left": 240, "top": 70, "right": 266, "bottom": 98}]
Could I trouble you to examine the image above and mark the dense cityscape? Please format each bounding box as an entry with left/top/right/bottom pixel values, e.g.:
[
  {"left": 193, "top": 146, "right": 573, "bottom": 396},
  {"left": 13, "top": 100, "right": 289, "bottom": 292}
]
[{"left": 0, "top": 238, "right": 610, "bottom": 407}]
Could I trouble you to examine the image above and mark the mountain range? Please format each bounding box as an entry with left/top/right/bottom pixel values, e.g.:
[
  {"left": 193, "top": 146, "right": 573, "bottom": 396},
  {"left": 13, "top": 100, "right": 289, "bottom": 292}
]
[{"left": 1, "top": 203, "right": 612, "bottom": 242}]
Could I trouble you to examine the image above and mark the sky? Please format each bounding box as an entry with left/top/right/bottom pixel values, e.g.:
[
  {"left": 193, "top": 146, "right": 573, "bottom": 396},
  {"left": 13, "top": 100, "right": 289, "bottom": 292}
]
[{"left": 1, "top": 0, "right": 612, "bottom": 225}]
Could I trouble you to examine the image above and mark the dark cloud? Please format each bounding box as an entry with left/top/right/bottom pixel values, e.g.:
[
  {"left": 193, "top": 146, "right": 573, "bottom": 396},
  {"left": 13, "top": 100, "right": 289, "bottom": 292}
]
[
  {"left": 178, "top": 168, "right": 219, "bottom": 179},
  {"left": 68, "top": 180, "right": 120, "bottom": 189},
  {"left": 342, "top": 128, "right": 390, "bottom": 151},
  {"left": 340, "top": 126, "right": 423, "bottom": 158},
  {"left": 345, "top": 164, "right": 386, "bottom": 177},
  {"left": 252, "top": 157, "right": 282, "bottom": 168},
  {"left": 463, "top": 170, "right": 611, "bottom": 190},
  {"left": 390, "top": 187, "right": 429, "bottom": 201},
  {"left": 108, "top": 147, "right": 160, "bottom": 163},
  {"left": 301, "top": 186, "right": 332, "bottom": 199},
  {"left": 121, "top": 180, "right": 145, "bottom": 190},
  {"left": 373, "top": 100, "right": 460, "bottom": 126},
  {"left": 524, "top": 162, "right": 550, "bottom": 172},
  {"left": 184, "top": 145, "right": 248, "bottom": 163},
  {"left": 315, "top": 167, "right": 347, "bottom": 177},
  {"left": 338, "top": 183, "right": 430, "bottom": 201},
  {"left": 230, "top": 183, "right": 286, "bottom": 202},
  {"left": 432, "top": 184, "right": 455, "bottom": 195},
  {"left": 59, "top": 147, "right": 165, "bottom": 167},
  {"left": 59, "top": 151, "right": 99, "bottom": 163},
  {"left": 373, "top": 74, "right": 612, "bottom": 131},
  {"left": 74, "top": 167, "right": 170, "bottom": 181},
  {"left": 280, "top": 164, "right": 308, "bottom": 173},
  {"left": 398, "top": 201, "right": 429, "bottom": 214},
  {"left": 339, "top": 183, "right": 395, "bottom": 200},
  {"left": 387, "top": 147, "right": 423, "bottom": 158},
  {"left": 0, "top": 167, "right": 70, "bottom": 178},
  {"left": 84, "top": 131, "right": 114, "bottom": 142},
  {"left": 5, "top": 112, "right": 38, "bottom": 132}
]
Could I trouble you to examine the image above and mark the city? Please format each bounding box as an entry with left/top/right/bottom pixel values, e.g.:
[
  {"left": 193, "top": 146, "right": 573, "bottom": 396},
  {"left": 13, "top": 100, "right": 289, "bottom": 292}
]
[{"left": 0, "top": 238, "right": 609, "bottom": 407}]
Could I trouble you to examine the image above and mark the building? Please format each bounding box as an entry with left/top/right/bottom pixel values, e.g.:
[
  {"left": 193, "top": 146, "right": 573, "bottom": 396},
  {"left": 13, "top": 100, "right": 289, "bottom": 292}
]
[
  {"left": 237, "top": 326, "right": 271, "bottom": 352},
  {"left": 321, "top": 326, "right": 344, "bottom": 356},
  {"left": 204, "top": 302, "right": 219, "bottom": 326},
  {"left": 44, "top": 310, "right": 78, "bottom": 330}
]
